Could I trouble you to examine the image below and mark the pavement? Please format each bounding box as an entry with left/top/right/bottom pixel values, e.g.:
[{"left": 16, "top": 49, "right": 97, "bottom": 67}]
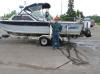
[{"left": 0, "top": 25, "right": 100, "bottom": 74}]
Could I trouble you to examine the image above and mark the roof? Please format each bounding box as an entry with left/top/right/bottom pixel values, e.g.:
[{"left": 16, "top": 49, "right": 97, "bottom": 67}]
[{"left": 24, "top": 3, "right": 51, "bottom": 12}]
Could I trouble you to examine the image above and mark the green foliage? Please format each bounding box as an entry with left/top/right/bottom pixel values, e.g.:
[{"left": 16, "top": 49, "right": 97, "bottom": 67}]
[
  {"left": 66, "top": 0, "right": 76, "bottom": 21},
  {"left": 86, "top": 15, "right": 100, "bottom": 23},
  {"left": 96, "top": 22, "right": 100, "bottom": 25},
  {"left": 60, "top": 10, "right": 84, "bottom": 21},
  {"left": 76, "top": 10, "right": 84, "bottom": 18},
  {"left": 60, "top": 14, "right": 67, "bottom": 21},
  {"left": 60, "top": 14, "right": 75, "bottom": 21},
  {"left": 60, "top": 0, "right": 84, "bottom": 21},
  {"left": 3, "top": 10, "right": 16, "bottom": 20},
  {"left": 60, "top": 0, "right": 75, "bottom": 21},
  {"left": 67, "top": 0, "right": 75, "bottom": 16}
]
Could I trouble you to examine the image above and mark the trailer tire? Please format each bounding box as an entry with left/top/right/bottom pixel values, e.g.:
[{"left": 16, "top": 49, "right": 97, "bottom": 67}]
[
  {"left": 85, "top": 30, "right": 91, "bottom": 37},
  {"left": 39, "top": 37, "right": 50, "bottom": 46}
]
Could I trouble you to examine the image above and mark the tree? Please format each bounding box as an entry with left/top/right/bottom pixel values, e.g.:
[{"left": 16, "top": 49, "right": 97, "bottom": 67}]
[
  {"left": 86, "top": 15, "right": 100, "bottom": 23},
  {"left": 3, "top": 10, "right": 16, "bottom": 20},
  {"left": 60, "top": 0, "right": 85, "bottom": 21},
  {"left": 60, "top": 0, "right": 76, "bottom": 21},
  {"left": 76, "top": 10, "right": 84, "bottom": 18},
  {"left": 66, "top": 0, "right": 76, "bottom": 21},
  {"left": 60, "top": 14, "right": 68, "bottom": 21}
]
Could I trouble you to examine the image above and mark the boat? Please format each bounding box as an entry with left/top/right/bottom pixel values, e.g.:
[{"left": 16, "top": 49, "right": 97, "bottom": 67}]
[
  {"left": 0, "top": 3, "right": 51, "bottom": 36},
  {"left": 0, "top": 3, "right": 84, "bottom": 45}
]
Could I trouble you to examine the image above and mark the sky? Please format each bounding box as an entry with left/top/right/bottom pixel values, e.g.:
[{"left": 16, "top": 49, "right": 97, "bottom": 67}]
[{"left": 0, "top": 0, "right": 100, "bottom": 17}]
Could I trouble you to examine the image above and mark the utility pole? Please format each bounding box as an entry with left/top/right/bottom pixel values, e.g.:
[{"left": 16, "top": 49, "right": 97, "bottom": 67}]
[{"left": 61, "top": 0, "right": 62, "bottom": 15}]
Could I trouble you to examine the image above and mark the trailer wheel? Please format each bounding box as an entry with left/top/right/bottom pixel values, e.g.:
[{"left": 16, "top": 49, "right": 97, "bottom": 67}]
[
  {"left": 39, "top": 37, "right": 49, "bottom": 46},
  {"left": 85, "top": 29, "right": 91, "bottom": 37}
]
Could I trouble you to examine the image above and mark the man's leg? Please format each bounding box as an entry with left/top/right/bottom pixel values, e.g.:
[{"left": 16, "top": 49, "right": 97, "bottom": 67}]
[{"left": 57, "top": 33, "right": 60, "bottom": 49}]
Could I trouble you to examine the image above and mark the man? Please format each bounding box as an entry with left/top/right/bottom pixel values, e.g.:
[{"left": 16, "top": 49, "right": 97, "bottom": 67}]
[{"left": 50, "top": 17, "right": 62, "bottom": 49}]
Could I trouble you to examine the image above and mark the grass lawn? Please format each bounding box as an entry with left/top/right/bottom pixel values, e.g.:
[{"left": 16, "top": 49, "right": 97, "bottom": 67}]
[{"left": 96, "top": 23, "right": 100, "bottom": 25}]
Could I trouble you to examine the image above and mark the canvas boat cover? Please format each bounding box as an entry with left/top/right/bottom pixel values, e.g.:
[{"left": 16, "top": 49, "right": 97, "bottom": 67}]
[{"left": 24, "top": 3, "right": 51, "bottom": 12}]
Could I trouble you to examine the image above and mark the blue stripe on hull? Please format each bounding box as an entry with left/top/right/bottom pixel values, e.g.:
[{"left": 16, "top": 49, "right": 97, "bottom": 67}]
[{"left": 0, "top": 21, "right": 49, "bottom": 26}]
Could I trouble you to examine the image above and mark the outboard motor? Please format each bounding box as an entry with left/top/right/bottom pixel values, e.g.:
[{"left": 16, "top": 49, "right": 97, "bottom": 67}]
[
  {"left": 85, "top": 29, "right": 91, "bottom": 37},
  {"left": 84, "top": 23, "right": 91, "bottom": 37}
]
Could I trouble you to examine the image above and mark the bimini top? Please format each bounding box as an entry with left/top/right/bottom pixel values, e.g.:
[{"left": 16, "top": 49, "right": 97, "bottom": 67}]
[{"left": 24, "top": 3, "right": 51, "bottom": 12}]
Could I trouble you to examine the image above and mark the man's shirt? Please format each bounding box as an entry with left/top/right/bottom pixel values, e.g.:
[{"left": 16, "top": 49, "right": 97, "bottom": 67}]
[{"left": 49, "top": 23, "right": 62, "bottom": 32}]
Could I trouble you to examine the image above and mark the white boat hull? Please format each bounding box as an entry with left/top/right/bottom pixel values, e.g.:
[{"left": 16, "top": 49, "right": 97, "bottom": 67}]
[
  {"left": 0, "top": 21, "right": 83, "bottom": 36},
  {"left": 0, "top": 23, "right": 50, "bottom": 35}
]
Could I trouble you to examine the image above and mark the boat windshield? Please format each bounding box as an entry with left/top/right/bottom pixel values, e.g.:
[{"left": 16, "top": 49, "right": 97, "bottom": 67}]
[
  {"left": 31, "top": 10, "right": 46, "bottom": 21},
  {"left": 20, "top": 9, "right": 50, "bottom": 21},
  {"left": 21, "top": 3, "right": 51, "bottom": 21}
]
